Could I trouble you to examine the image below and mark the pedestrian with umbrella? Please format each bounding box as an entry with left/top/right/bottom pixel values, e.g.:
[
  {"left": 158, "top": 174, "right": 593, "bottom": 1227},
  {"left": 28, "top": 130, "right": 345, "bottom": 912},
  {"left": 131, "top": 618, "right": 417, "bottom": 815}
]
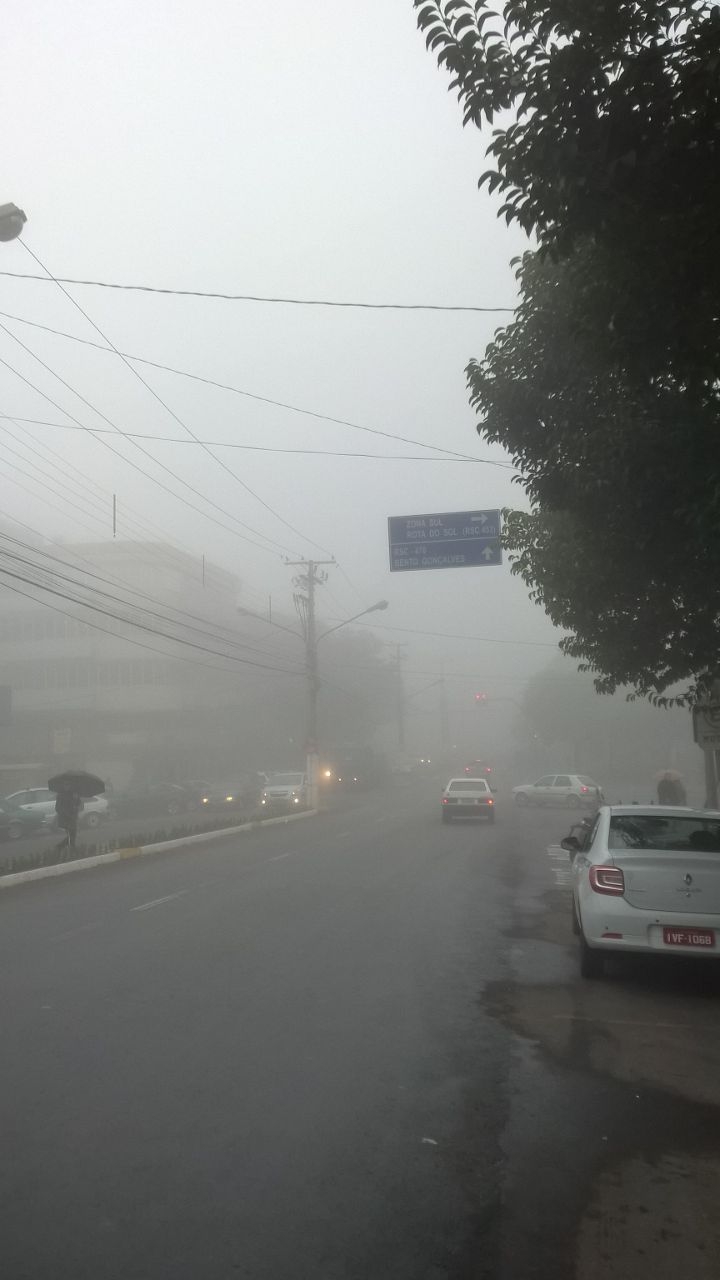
[
  {"left": 49, "top": 770, "right": 105, "bottom": 852},
  {"left": 656, "top": 769, "right": 687, "bottom": 807}
]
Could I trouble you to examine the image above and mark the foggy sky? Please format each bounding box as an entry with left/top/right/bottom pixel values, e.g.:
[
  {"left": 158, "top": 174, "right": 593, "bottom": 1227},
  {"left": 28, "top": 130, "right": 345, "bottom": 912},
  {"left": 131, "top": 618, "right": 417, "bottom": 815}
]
[{"left": 0, "top": 0, "right": 556, "bottom": 704}]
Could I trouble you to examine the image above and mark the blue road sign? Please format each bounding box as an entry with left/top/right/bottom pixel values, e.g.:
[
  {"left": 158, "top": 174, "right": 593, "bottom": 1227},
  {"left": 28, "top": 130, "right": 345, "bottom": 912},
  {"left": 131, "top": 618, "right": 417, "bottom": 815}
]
[{"left": 388, "top": 510, "right": 502, "bottom": 573}]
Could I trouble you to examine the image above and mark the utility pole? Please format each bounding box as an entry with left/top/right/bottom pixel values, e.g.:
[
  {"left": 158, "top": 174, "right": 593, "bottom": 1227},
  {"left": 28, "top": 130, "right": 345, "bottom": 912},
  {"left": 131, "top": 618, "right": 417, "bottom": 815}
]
[
  {"left": 392, "top": 643, "right": 408, "bottom": 752},
  {"left": 287, "top": 558, "right": 334, "bottom": 809},
  {"left": 440, "top": 676, "right": 449, "bottom": 756}
]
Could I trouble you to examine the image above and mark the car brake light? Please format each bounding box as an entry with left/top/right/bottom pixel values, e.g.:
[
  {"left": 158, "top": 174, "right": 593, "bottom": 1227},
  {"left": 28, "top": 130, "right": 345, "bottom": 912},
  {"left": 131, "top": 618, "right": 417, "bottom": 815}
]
[
  {"left": 442, "top": 797, "right": 449, "bottom": 804},
  {"left": 580, "top": 785, "right": 589, "bottom": 793},
  {"left": 487, "top": 798, "right": 494, "bottom": 805},
  {"left": 589, "top": 865, "right": 625, "bottom": 895}
]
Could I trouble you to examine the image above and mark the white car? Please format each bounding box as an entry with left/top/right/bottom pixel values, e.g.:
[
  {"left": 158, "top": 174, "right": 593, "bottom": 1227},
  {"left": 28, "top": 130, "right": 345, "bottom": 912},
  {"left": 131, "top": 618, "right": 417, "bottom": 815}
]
[
  {"left": 564, "top": 806, "right": 720, "bottom": 978},
  {"left": 260, "top": 773, "right": 307, "bottom": 809},
  {"left": 4, "top": 787, "right": 58, "bottom": 819},
  {"left": 513, "top": 773, "right": 603, "bottom": 808},
  {"left": 441, "top": 777, "right": 495, "bottom": 823},
  {"left": 4, "top": 787, "right": 109, "bottom": 830},
  {"left": 77, "top": 795, "right": 110, "bottom": 828}
]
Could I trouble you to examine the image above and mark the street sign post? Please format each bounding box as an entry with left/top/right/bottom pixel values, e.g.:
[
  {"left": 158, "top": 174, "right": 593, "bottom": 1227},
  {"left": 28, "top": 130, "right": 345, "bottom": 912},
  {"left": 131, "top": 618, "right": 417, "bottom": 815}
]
[
  {"left": 693, "top": 704, "right": 720, "bottom": 749},
  {"left": 388, "top": 510, "right": 501, "bottom": 573}
]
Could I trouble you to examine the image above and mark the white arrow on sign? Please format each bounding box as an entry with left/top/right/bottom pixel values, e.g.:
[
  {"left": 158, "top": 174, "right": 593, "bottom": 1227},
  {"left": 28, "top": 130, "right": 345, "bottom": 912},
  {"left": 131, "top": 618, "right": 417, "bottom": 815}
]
[
  {"left": 481, "top": 546, "right": 495, "bottom": 561},
  {"left": 471, "top": 513, "right": 489, "bottom": 526}
]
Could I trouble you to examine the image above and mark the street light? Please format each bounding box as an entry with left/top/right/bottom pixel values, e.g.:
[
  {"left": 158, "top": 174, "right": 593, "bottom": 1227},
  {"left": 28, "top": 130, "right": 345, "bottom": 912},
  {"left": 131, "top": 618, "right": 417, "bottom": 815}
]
[
  {"left": 317, "top": 599, "right": 389, "bottom": 644},
  {"left": 0, "top": 203, "right": 26, "bottom": 242}
]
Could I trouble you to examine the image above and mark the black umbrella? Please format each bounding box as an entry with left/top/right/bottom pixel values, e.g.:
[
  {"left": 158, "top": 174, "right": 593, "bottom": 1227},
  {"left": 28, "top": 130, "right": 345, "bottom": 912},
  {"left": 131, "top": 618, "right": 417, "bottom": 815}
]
[{"left": 48, "top": 769, "right": 105, "bottom": 798}]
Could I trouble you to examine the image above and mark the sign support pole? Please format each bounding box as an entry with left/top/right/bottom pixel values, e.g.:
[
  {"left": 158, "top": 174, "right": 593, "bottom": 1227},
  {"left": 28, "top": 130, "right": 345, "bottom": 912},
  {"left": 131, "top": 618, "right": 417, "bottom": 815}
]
[{"left": 705, "top": 748, "right": 719, "bottom": 810}]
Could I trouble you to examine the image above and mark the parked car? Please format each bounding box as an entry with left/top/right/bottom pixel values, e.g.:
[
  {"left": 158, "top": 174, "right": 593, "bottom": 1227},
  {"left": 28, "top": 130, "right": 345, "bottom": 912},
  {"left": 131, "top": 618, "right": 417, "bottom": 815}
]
[
  {"left": 0, "top": 801, "right": 55, "bottom": 841},
  {"left": 564, "top": 805, "right": 720, "bottom": 978},
  {"left": 441, "top": 777, "right": 495, "bottom": 823},
  {"left": 513, "top": 774, "right": 603, "bottom": 808},
  {"left": 3, "top": 787, "right": 58, "bottom": 819},
  {"left": 4, "top": 786, "right": 110, "bottom": 832},
  {"left": 77, "top": 795, "right": 109, "bottom": 829},
  {"left": 114, "top": 783, "right": 196, "bottom": 818},
  {"left": 260, "top": 773, "right": 307, "bottom": 809}
]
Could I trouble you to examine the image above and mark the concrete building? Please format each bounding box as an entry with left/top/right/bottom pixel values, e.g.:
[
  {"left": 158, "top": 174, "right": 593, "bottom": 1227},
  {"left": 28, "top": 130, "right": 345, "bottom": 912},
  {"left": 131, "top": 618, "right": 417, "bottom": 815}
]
[{"left": 0, "top": 538, "right": 256, "bottom": 788}]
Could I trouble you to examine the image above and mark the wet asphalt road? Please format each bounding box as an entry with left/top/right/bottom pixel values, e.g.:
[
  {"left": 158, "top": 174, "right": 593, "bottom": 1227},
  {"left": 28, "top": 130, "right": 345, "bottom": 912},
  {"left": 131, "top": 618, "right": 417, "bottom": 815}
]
[{"left": 1, "top": 779, "right": 719, "bottom": 1279}]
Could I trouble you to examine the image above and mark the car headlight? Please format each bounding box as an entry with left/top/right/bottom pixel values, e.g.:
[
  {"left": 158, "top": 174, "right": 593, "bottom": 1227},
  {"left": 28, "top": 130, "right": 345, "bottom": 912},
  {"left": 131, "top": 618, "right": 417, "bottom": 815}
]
[
  {"left": 202, "top": 796, "right": 209, "bottom": 804},
  {"left": 225, "top": 795, "right": 234, "bottom": 802}
]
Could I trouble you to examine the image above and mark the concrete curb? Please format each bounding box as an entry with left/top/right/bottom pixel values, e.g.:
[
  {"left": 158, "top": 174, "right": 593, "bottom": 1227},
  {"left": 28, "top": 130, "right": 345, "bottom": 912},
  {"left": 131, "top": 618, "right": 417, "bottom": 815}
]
[{"left": 0, "top": 808, "right": 319, "bottom": 891}]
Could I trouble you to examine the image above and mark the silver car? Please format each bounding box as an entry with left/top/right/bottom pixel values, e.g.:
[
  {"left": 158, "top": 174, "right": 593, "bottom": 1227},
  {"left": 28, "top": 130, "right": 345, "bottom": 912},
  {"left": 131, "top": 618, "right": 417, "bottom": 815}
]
[{"left": 513, "top": 773, "right": 603, "bottom": 809}]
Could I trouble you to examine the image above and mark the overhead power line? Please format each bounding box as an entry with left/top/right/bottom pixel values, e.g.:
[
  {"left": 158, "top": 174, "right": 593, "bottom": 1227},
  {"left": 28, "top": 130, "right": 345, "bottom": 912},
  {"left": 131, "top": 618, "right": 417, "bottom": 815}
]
[
  {"left": 0, "top": 270, "right": 516, "bottom": 312},
  {"left": 0, "top": 309, "right": 497, "bottom": 464},
  {"left": 0, "top": 414, "right": 513, "bottom": 466},
  {"left": 19, "top": 241, "right": 332, "bottom": 558},
  {"left": 0, "top": 334, "right": 295, "bottom": 557},
  {"left": 323, "top": 618, "right": 560, "bottom": 648}
]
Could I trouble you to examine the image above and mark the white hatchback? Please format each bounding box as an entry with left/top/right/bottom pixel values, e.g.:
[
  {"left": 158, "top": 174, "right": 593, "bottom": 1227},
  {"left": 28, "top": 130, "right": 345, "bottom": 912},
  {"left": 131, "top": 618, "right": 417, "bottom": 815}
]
[
  {"left": 564, "top": 806, "right": 720, "bottom": 978},
  {"left": 513, "top": 773, "right": 603, "bottom": 808}
]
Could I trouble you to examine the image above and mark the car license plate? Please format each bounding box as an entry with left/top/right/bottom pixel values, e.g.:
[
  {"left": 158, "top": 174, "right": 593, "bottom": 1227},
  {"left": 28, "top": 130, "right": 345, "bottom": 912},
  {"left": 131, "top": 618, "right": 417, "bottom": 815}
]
[{"left": 662, "top": 927, "right": 715, "bottom": 949}]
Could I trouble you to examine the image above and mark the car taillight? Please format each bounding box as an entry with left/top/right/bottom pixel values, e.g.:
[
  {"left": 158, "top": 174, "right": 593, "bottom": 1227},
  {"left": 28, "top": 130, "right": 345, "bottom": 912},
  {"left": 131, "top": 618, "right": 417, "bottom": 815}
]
[
  {"left": 442, "top": 797, "right": 449, "bottom": 804},
  {"left": 589, "top": 865, "right": 625, "bottom": 895},
  {"left": 487, "top": 798, "right": 494, "bottom": 805}
]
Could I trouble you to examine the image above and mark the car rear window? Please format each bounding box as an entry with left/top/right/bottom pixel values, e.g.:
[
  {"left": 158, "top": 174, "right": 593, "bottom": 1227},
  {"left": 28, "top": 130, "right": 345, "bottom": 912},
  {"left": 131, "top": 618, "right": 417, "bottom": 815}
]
[
  {"left": 449, "top": 780, "right": 490, "bottom": 793},
  {"left": 609, "top": 815, "right": 720, "bottom": 852}
]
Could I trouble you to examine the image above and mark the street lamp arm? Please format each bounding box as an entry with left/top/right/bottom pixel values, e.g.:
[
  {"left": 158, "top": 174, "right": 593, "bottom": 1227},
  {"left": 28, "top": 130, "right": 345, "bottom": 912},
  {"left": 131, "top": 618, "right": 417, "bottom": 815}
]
[{"left": 317, "top": 600, "right": 388, "bottom": 644}]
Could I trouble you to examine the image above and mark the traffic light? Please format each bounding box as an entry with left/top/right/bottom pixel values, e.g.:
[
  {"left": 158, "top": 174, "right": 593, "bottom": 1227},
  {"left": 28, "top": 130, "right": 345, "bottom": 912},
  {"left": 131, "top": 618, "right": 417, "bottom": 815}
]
[{"left": 474, "top": 692, "right": 488, "bottom": 704}]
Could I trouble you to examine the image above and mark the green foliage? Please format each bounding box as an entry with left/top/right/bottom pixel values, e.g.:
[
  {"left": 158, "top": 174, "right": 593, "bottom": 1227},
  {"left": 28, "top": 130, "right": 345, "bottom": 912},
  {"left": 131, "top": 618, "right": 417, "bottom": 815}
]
[{"left": 416, "top": 2, "right": 720, "bottom": 701}]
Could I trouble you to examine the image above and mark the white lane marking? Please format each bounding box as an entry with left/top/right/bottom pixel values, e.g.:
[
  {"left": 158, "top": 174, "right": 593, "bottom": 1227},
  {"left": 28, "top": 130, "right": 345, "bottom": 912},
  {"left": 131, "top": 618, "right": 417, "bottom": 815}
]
[
  {"left": 50, "top": 921, "right": 100, "bottom": 942},
  {"left": 268, "top": 851, "right": 297, "bottom": 862},
  {"left": 547, "top": 843, "right": 573, "bottom": 886},
  {"left": 131, "top": 890, "right": 188, "bottom": 913}
]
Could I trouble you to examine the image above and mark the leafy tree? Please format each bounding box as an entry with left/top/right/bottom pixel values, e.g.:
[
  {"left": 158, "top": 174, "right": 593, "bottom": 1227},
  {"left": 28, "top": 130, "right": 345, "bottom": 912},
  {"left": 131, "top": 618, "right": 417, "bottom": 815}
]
[{"left": 415, "top": 2, "right": 720, "bottom": 702}]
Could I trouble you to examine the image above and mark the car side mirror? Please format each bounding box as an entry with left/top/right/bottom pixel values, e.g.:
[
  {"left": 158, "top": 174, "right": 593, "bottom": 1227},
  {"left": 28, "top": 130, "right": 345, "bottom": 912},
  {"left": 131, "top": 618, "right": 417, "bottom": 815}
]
[{"left": 560, "top": 835, "right": 580, "bottom": 854}]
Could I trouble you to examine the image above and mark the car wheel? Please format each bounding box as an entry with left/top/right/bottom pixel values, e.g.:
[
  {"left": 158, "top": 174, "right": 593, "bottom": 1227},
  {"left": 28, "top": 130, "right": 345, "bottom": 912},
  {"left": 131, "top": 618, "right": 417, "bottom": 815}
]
[
  {"left": 7, "top": 822, "right": 23, "bottom": 840},
  {"left": 487, "top": 812, "right": 495, "bottom": 824},
  {"left": 515, "top": 793, "right": 529, "bottom": 807},
  {"left": 579, "top": 930, "right": 605, "bottom": 979}
]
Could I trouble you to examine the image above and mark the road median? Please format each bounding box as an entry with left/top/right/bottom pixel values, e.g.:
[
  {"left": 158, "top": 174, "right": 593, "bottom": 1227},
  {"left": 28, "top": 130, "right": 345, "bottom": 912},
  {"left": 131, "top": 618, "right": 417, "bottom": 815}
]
[{"left": 0, "top": 808, "right": 318, "bottom": 891}]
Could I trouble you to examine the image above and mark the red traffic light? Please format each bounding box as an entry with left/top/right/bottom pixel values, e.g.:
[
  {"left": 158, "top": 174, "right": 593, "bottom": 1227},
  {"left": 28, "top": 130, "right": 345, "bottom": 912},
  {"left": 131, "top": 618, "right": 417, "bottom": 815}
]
[{"left": 474, "top": 692, "right": 488, "bottom": 703}]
